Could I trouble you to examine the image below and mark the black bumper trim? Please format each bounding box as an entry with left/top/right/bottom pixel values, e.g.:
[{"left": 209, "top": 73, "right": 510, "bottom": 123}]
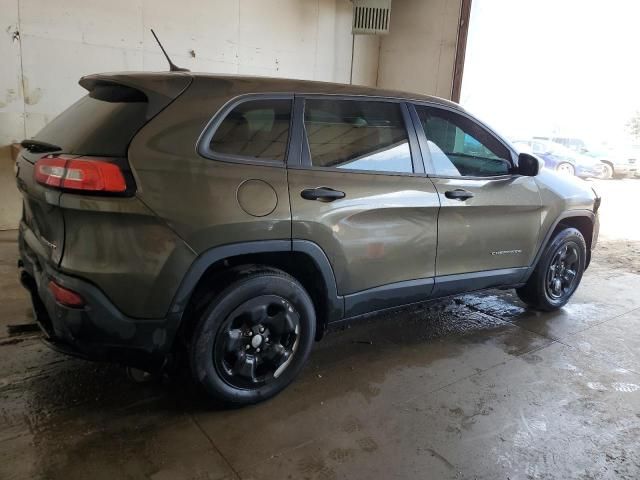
[{"left": 19, "top": 235, "right": 174, "bottom": 371}]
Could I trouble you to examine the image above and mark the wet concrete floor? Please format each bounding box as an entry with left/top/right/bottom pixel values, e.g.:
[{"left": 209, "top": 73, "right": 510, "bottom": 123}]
[{"left": 1, "top": 228, "right": 639, "bottom": 479}]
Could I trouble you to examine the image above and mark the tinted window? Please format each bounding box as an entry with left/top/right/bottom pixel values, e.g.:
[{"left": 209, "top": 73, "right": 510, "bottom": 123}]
[
  {"left": 34, "top": 85, "right": 149, "bottom": 157},
  {"left": 415, "top": 106, "right": 511, "bottom": 177},
  {"left": 304, "top": 99, "right": 413, "bottom": 173},
  {"left": 210, "top": 99, "right": 291, "bottom": 162}
]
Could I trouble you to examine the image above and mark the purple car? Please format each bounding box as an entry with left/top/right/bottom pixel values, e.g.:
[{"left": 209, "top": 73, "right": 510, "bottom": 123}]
[{"left": 513, "top": 139, "right": 605, "bottom": 178}]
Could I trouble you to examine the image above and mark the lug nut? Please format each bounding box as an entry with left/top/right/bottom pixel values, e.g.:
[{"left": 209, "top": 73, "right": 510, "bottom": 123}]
[
  {"left": 245, "top": 345, "right": 250, "bottom": 350},
  {"left": 259, "top": 327, "right": 265, "bottom": 333},
  {"left": 256, "top": 348, "right": 261, "bottom": 353}
]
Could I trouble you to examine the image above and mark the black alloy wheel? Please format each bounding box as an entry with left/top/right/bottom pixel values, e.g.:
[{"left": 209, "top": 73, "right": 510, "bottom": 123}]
[
  {"left": 215, "top": 295, "right": 301, "bottom": 388},
  {"left": 190, "top": 266, "right": 315, "bottom": 406},
  {"left": 545, "top": 243, "right": 580, "bottom": 300},
  {"left": 516, "top": 227, "right": 586, "bottom": 311}
]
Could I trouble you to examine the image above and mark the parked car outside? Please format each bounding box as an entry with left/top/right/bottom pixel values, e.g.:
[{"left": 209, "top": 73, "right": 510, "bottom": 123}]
[
  {"left": 16, "top": 72, "right": 601, "bottom": 405},
  {"left": 583, "top": 147, "right": 638, "bottom": 179},
  {"left": 513, "top": 139, "right": 605, "bottom": 178},
  {"left": 533, "top": 135, "right": 638, "bottom": 179},
  {"left": 533, "top": 135, "right": 586, "bottom": 152}
]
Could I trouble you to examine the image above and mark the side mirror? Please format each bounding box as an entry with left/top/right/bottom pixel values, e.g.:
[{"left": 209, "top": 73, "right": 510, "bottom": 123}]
[{"left": 517, "top": 152, "right": 542, "bottom": 176}]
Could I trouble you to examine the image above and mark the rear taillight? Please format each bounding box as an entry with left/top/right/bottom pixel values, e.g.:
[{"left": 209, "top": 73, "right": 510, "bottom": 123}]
[
  {"left": 48, "top": 281, "right": 85, "bottom": 308},
  {"left": 35, "top": 155, "right": 127, "bottom": 193}
]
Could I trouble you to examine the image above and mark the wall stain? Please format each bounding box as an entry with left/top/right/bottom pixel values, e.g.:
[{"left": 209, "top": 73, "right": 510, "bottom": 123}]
[
  {"left": 0, "top": 88, "right": 19, "bottom": 108},
  {"left": 21, "top": 78, "right": 43, "bottom": 106}
]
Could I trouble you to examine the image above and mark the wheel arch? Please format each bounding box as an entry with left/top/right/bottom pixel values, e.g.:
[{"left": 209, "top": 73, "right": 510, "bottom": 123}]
[
  {"left": 527, "top": 210, "right": 595, "bottom": 280},
  {"left": 167, "top": 240, "right": 343, "bottom": 350},
  {"left": 601, "top": 160, "right": 614, "bottom": 171}
]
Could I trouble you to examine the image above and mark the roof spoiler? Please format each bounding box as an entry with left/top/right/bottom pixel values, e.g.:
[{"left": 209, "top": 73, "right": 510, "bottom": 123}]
[{"left": 79, "top": 73, "right": 192, "bottom": 119}]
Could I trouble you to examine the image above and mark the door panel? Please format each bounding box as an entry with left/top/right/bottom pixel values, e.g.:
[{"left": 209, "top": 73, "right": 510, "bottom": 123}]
[
  {"left": 430, "top": 176, "right": 542, "bottom": 276},
  {"left": 411, "top": 103, "right": 543, "bottom": 278},
  {"left": 288, "top": 168, "right": 439, "bottom": 295}
]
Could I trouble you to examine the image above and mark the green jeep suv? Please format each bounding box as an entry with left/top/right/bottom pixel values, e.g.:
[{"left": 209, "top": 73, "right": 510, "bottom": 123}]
[{"left": 16, "top": 72, "right": 600, "bottom": 405}]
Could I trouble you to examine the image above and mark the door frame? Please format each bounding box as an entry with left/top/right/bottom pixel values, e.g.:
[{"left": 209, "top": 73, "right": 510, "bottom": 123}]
[{"left": 406, "top": 101, "right": 520, "bottom": 180}]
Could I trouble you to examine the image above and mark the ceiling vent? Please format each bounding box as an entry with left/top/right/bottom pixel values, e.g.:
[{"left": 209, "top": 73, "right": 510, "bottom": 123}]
[{"left": 352, "top": 0, "right": 392, "bottom": 35}]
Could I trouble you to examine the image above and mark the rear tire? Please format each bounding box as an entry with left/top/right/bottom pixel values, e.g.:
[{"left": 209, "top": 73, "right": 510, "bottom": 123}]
[
  {"left": 516, "top": 228, "right": 586, "bottom": 311},
  {"left": 556, "top": 162, "right": 575, "bottom": 176},
  {"left": 190, "top": 266, "right": 316, "bottom": 406}
]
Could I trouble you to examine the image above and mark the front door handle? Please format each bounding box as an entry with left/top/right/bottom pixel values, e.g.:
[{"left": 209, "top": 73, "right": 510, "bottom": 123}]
[
  {"left": 444, "top": 189, "right": 474, "bottom": 201},
  {"left": 301, "top": 187, "right": 346, "bottom": 202}
]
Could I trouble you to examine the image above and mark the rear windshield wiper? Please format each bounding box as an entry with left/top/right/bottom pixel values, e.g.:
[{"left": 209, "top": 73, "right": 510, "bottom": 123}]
[{"left": 20, "top": 139, "right": 62, "bottom": 153}]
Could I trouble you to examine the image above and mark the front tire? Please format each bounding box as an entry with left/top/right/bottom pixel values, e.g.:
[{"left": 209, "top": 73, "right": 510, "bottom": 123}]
[
  {"left": 516, "top": 228, "right": 586, "bottom": 311},
  {"left": 190, "top": 266, "right": 316, "bottom": 406}
]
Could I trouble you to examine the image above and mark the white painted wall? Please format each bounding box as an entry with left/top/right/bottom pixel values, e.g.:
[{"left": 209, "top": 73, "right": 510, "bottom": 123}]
[
  {"left": 377, "top": 0, "right": 461, "bottom": 99},
  {"left": 0, "top": 0, "right": 382, "bottom": 229},
  {"left": 0, "top": 0, "right": 461, "bottom": 229}
]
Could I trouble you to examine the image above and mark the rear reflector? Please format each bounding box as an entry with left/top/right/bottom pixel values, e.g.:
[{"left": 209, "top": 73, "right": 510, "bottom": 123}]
[
  {"left": 35, "top": 155, "right": 127, "bottom": 193},
  {"left": 48, "top": 281, "right": 85, "bottom": 308}
]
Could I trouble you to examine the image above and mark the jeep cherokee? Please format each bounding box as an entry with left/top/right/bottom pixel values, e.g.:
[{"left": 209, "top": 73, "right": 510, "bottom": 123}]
[{"left": 16, "top": 72, "right": 600, "bottom": 405}]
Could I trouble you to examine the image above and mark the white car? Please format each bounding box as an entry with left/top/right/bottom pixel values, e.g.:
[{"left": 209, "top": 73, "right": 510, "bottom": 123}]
[{"left": 585, "top": 147, "right": 638, "bottom": 179}]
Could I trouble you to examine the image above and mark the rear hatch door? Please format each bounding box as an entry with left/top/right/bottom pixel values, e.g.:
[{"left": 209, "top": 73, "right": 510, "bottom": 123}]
[
  {"left": 16, "top": 72, "right": 192, "bottom": 266},
  {"left": 16, "top": 149, "right": 67, "bottom": 265}
]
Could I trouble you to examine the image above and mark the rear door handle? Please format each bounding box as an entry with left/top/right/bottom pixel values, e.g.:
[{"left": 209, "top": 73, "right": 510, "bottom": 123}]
[
  {"left": 301, "top": 187, "right": 345, "bottom": 202},
  {"left": 444, "top": 189, "right": 474, "bottom": 201}
]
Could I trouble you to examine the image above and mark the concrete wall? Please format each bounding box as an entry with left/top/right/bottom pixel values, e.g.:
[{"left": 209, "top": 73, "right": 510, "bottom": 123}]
[
  {"left": 0, "top": 0, "right": 383, "bottom": 229},
  {"left": 377, "top": 0, "right": 461, "bottom": 98},
  {"left": 0, "top": 0, "right": 461, "bottom": 230}
]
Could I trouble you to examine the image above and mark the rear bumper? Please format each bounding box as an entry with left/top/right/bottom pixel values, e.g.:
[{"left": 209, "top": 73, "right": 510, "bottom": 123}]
[
  {"left": 614, "top": 164, "right": 638, "bottom": 177},
  {"left": 18, "top": 228, "right": 177, "bottom": 371}
]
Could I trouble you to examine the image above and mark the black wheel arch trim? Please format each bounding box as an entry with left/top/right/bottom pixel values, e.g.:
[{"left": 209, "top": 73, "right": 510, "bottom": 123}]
[
  {"left": 524, "top": 209, "right": 595, "bottom": 281},
  {"left": 291, "top": 239, "right": 344, "bottom": 325},
  {"left": 166, "top": 210, "right": 594, "bottom": 347},
  {"left": 168, "top": 240, "right": 290, "bottom": 316},
  {"left": 167, "top": 239, "right": 344, "bottom": 335}
]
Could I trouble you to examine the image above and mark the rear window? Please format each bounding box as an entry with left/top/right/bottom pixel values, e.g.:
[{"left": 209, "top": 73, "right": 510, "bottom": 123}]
[
  {"left": 34, "top": 84, "right": 149, "bottom": 157},
  {"left": 208, "top": 99, "right": 292, "bottom": 162}
]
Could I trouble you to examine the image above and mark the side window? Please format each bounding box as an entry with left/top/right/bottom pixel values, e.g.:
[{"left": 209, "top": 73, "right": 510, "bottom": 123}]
[
  {"left": 414, "top": 106, "right": 512, "bottom": 177},
  {"left": 532, "top": 142, "right": 547, "bottom": 154},
  {"left": 303, "top": 99, "right": 413, "bottom": 174},
  {"left": 209, "top": 99, "right": 292, "bottom": 162}
]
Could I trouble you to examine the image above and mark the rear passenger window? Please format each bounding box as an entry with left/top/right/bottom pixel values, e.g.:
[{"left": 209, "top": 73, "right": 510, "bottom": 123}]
[
  {"left": 303, "top": 99, "right": 413, "bottom": 173},
  {"left": 210, "top": 99, "right": 292, "bottom": 162}
]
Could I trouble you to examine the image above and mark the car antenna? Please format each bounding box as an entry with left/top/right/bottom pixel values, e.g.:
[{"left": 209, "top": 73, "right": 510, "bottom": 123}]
[{"left": 150, "top": 29, "right": 190, "bottom": 72}]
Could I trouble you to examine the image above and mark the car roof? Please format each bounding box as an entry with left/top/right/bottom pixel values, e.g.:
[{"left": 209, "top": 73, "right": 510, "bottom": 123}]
[{"left": 81, "top": 71, "right": 463, "bottom": 110}]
